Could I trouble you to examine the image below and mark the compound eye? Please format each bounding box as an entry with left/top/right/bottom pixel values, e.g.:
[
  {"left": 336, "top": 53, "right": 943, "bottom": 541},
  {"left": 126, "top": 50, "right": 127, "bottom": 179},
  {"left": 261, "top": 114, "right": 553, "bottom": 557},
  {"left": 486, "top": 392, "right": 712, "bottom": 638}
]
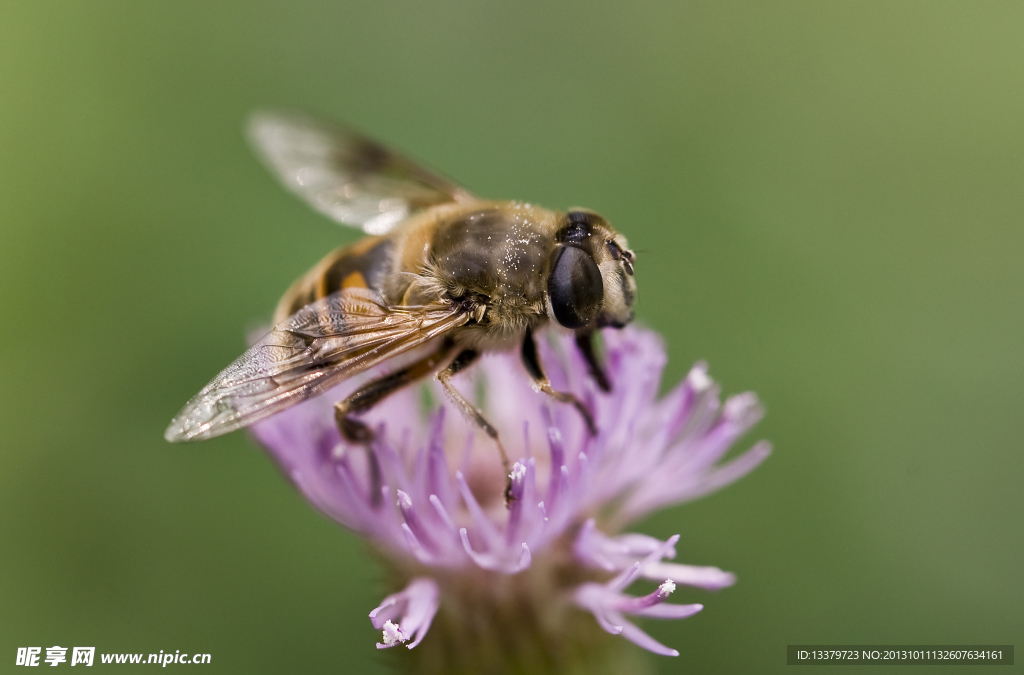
[
  {"left": 561, "top": 212, "right": 593, "bottom": 244},
  {"left": 548, "top": 245, "right": 603, "bottom": 329}
]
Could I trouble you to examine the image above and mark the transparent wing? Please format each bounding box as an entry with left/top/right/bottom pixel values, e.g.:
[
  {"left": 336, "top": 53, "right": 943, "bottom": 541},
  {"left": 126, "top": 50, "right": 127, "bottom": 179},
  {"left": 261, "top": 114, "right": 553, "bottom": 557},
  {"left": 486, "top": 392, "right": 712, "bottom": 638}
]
[
  {"left": 165, "top": 288, "right": 469, "bottom": 442},
  {"left": 248, "top": 110, "right": 474, "bottom": 234}
]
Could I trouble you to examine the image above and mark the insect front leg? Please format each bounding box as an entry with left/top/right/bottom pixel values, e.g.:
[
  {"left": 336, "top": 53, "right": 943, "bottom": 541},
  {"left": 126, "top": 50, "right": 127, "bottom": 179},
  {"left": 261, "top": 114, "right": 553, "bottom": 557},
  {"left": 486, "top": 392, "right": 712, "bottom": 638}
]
[
  {"left": 574, "top": 329, "right": 611, "bottom": 392},
  {"left": 436, "top": 349, "right": 513, "bottom": 500},
  {"left": 522, "top": 327, "right": 598, "bottom": 435}
]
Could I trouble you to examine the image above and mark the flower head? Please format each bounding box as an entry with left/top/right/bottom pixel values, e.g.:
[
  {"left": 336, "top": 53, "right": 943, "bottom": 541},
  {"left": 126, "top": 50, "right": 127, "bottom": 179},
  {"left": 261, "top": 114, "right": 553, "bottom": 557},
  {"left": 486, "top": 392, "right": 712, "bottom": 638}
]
[{"left": 251, "top": 326, "right": 769, "bottom": 670}]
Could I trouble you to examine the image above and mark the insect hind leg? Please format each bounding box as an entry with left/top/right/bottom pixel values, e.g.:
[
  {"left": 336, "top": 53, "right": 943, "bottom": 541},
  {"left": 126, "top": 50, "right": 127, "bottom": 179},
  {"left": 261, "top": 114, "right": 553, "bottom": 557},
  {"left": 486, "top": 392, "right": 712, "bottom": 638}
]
[
  {"left": 333, "top": 339, "right": 455, "bottom": 444},
  {"left": 334, "top": 341, "right": 456, "bottom": 507}
]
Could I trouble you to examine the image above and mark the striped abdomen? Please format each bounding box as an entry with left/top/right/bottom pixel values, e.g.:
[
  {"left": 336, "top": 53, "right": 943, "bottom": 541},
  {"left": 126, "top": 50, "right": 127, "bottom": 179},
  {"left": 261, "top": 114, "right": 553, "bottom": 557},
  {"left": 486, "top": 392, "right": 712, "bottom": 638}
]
[{"left": 274, "top": 236, "right": 396, "bottom": 323}]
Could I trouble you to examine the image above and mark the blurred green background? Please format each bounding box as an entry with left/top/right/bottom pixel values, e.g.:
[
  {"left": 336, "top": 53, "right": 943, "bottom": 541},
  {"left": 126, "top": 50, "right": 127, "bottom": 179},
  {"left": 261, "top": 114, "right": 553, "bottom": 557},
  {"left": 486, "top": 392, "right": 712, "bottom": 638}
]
[{"left": 1, "top": 1, "right": 1021, "bottom": 673}]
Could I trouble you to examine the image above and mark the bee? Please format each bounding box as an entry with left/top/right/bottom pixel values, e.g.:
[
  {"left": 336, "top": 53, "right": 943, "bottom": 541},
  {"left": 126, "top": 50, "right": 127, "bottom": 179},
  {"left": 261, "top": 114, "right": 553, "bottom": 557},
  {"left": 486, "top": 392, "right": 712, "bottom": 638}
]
[{"left": 165, "top": 111, "right": 637, "bottom": 476}]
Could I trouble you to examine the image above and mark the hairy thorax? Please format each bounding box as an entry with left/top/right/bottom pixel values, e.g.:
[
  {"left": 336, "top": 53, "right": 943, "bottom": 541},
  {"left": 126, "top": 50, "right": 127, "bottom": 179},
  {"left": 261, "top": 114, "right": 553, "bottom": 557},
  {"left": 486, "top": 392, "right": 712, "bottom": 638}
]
[{"left": 396, "top": 202, "right": 561, "bottom": 350}]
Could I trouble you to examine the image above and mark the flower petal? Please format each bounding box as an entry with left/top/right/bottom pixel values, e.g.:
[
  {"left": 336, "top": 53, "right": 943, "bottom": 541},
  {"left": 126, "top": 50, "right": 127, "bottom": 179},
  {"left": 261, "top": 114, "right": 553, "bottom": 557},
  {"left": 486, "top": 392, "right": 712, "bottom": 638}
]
[
  {"left": 615, "top": 612, "right": 680, "bottom": 657},
  {"left": 642, "top": 561, "right": 736, "bottom": 591},
  {"left": 369, "top": 578, "right": 440, "bottom": 650}
]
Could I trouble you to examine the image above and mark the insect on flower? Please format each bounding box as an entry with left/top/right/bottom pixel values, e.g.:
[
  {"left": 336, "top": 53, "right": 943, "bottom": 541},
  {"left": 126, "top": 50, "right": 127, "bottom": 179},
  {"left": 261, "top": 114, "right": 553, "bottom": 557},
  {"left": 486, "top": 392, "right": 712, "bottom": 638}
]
[
  {"left": 162, "top": 111, "right": 771, "bottom": 666},
  {"left": 165, "top": 111, "right": 638, "bottom": 486}
]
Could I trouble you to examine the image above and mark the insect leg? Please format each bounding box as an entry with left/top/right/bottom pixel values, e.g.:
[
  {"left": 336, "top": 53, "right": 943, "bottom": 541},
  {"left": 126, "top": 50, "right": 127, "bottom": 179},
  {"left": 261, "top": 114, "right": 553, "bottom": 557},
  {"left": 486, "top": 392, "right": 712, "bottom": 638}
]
[
  {"left": 334, "top": 339, "right": 455, "bottom": 444},
  {"left": 334, "top": 340, "right": 456, "bottom": 507},
  {"left": 574, "top": 330, "right": 611, "bottom": 392},
  {"left": 523, "top": 327, "right": 598, "bottom": 435},
  {"left": 436, "top": 349, "right": 512, "bottom": 484}
]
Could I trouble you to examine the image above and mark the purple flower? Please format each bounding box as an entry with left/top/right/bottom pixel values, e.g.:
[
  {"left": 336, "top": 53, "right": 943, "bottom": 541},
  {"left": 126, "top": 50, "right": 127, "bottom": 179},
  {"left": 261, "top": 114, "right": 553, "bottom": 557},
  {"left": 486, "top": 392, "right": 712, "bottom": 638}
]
[{"left": 251, "top": 325, "right": 769, "bottom": 668}]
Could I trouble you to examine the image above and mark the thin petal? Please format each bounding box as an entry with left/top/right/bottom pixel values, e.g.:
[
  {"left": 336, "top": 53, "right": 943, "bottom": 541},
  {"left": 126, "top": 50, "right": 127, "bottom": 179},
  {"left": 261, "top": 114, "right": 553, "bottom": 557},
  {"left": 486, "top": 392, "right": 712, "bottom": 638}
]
[
  {"left": 643, "top": 562, "right": 736, "bottom": 590},
  {"left": 455, "top": 471, "right": 502, "bottom": 550},
  {"left": 632, "top": 602, "right": 704, "bottom": 619},
  {"left": 610, "top": 535, "right": 679, "bottom": 592},
  {"left": 614, "top": 579, "right": 677, "bottom": 612},
  {"left": 369, "top": 578, "right": 440, "bottom": 650},
  {"left": 615, "top": 613, "right": 680, "bottom": 657}
]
